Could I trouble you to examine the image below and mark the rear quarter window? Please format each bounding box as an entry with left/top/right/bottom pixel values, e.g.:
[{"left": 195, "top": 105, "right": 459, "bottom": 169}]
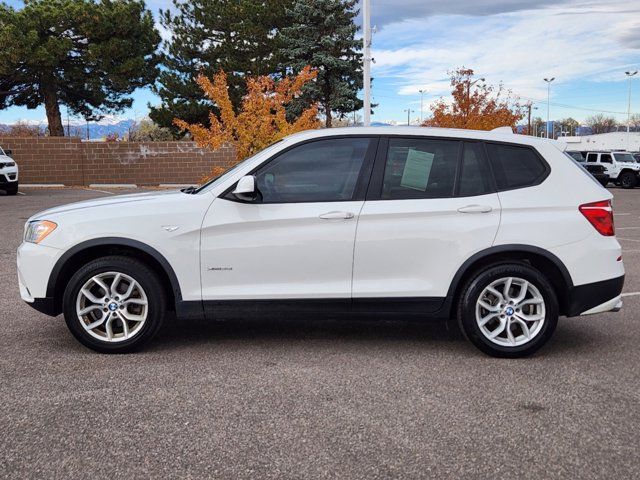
[{"left": 485, "top": 143, "right": 548, "bottom": 191}]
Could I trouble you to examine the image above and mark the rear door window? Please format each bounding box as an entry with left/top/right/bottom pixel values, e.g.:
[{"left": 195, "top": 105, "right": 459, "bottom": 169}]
[
  {"left": 485, "top": 143, "right": 548, "bottom": 191},
  {"left": 457, "top": 142, "right": 494, "bottom": 197},
  {"left": 381, "top": 138, "right": 460, "bottom": 199}
]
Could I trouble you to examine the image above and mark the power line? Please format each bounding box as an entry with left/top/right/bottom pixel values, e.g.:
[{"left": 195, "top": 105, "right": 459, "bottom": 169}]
[{"left": 518, "top": 96, "right": 630, "bottom": 115}]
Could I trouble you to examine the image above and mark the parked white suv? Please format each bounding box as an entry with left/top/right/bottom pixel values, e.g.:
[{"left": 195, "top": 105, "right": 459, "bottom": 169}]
[
  {"left": 585, "top": 150, "right": 640, "bottom": 188},
  {"left": 17, "top": 128, "right": 624, "bottom": 357},
  {"left": 0, "top": 146, "right": 18, "bottom": 195}
]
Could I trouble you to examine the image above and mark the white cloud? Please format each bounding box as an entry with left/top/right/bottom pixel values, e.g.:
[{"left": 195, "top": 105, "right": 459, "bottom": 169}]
[
  {"left": 371, "top": 0, "right": 640, "bottom": 105},
  {"left": 367, "top": 0, "right": 565, "bottom": 26}
]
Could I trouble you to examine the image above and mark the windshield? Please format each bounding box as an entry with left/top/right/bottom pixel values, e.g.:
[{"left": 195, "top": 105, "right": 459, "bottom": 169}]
[
  {"left": 0, "top": 146, "right": 4, "bottom": 156},
  {"left": 193, "top": 140, "right": 284, "bottom": 193},
  {"left": 613, "top": 153, "right": 636, "bottom": 163}
]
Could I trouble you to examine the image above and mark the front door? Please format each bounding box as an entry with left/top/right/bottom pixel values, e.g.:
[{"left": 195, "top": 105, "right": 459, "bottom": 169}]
[
  {"left": 200, "top": 137, "right": 378, "bottom": 305},
  {"left": 352, "top": 138, "right": 501, "bottom": 312}
]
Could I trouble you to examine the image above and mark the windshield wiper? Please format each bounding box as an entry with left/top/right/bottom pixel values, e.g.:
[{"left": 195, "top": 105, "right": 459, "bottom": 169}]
[{"left": 180, "top": 186, "right": 197, "bottom": 194}]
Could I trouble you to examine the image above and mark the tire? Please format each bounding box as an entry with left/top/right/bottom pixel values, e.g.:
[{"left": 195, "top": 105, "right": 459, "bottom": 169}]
[
  {"left": 457, "top": 263, "right": 558, "bottom": 358},
  {"left": 619, "top": 171, "right": 637, "bottom": 189},
  {"left": 5, "top": 184, "right": 18, "bottom": 195},
  {"left": 63, "top": 255, "right": 166, "bottom": 353}
]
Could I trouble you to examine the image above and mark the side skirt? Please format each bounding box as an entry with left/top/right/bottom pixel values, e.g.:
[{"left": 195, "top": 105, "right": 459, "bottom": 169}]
[{"left": 175, "top": 297, "right": 449, "bottom": 322}]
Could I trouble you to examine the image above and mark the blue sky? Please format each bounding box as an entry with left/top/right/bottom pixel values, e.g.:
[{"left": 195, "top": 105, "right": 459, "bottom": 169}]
[{"left": 2, "top": 0, "right": 640, "bottom": 126}]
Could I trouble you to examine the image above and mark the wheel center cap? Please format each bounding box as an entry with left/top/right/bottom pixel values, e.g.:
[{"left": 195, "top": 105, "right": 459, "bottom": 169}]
[
  {"left": 108, "top": 302, "right": 118, "bottom": 311},
  {"left": 505, "top": 306, "right": 514, "bottom": 316}
]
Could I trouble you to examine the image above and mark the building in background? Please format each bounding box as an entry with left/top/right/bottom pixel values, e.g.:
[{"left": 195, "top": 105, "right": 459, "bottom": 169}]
[{"left": 557, "top": 132, "right": 640, "bottom": 152}]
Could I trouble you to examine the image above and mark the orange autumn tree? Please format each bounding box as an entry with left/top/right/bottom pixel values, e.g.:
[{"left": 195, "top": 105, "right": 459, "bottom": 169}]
[
  {"left": 423, "top": 68, "right": 524, "bottom": 130},
  {"left": 174, "top": 66, "right": 320, "bottom": 177}
]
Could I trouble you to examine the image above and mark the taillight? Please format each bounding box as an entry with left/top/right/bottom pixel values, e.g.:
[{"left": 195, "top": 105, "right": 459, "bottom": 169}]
[{"left": 579, "top": 200, "right": 614, "bottom": 236}]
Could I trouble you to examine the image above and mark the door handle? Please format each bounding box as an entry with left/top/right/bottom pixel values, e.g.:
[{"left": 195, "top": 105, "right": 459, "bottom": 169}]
[
  {"left": 457, "top": 205, "right": 493, "bottom": 214},
  {"left": 319, "top": 211, "right": 355, "bottom": 220}
]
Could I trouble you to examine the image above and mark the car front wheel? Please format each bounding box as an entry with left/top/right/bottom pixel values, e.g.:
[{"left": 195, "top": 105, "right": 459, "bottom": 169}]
[
  {"left": 619, "top": 171, "right": 637, "bottom": 189},
  {"left": 457, "top": 263, "right": 558, "bottom": 358},
  {"left": 63, "top": 256, "right": 166, "bottom": 353}
]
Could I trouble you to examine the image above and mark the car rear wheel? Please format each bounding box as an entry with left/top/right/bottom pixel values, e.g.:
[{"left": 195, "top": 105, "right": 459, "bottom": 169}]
[
  {"left": 457, "top": 263, "right": 558, "bottom": 358},
  {"left": 619, "top": 171, "right": 637, "bottom": 189},
  {"left": 63, "top": 256, "right": 166, "bottom": 353}
]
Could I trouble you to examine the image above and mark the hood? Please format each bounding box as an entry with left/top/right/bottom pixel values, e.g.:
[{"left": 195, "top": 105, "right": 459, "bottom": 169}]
[
  {"left": 618, "top": 161, "right": 640, "bottom": 168},
  {"left": 31, "top": 189, "right": 186, "bottom": 219}
]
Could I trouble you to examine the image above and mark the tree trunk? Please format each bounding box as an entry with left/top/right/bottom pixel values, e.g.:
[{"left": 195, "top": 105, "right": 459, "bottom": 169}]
[
  {"left": 41, "top": 81, "right": 64, "bottom": 136},
  {"left": 324, "top": 99, "right": 332, "bottom": 128}
]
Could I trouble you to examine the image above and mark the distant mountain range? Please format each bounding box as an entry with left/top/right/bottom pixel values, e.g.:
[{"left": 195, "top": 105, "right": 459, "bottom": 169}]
[{"left": 0, "top": 119, "right": 137, "bottom": 140}]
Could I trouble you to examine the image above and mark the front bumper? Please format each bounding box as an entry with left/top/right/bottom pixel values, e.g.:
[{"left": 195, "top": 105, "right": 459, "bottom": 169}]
[
  {"left": 0, "top": 168, "right": 18, "bottom": 186},
  {"left": 18, "top": 242, "right": 63, "bottom": 317},
  {"left": 566, "top": 275, "right": 625, "bottom": 317},
  {"left": 0, "top": 179, "right": 18, "bottom": 189}
]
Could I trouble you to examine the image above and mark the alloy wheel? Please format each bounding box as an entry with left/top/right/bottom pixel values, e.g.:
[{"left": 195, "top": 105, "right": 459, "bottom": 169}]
[
  {"left": 75, "top": 272, "right": 148, "bottom": 343},
  {"left": 475, "top": 276, "right": 546, "bottom": 347}
]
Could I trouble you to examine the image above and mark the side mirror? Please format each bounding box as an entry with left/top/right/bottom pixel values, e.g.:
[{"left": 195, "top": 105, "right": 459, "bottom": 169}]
[
  {"left": 232, "top": 175, "right": 257, "bottom": 201},
  {"left": 4, "top": 149, "right": 12, "bottom": 157}
]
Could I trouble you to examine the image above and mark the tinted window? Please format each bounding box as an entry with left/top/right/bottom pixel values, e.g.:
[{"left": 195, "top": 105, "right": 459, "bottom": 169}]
[
  {"left": 613, "top": 152, "right": 635, "bottom": 163},
  {"left": 381, "top": 138, "right": 459, "bottom": 199},
  {"left": 254, "top": 138, "right": 371, "bottom": 203},
  {"left": 458, "top": 143, "right": 493, "bottom": 197},
  {"left": 486, "top": 143, "right": 547, "bottom": 190},
  {"left": 586, "top": 153, "right": 597, "bottom": 163},
  {"left": 600, "top": 154, "right": 613, "bottom": 164},
  {"left": 567, "top": 151, "right": 584, "bottom": 162}
]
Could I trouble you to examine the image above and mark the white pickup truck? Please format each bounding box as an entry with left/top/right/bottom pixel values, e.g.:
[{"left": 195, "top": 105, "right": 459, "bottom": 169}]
[
  {"left": 0, "top": 146, "right": 19, "bottom": 195},
  {"left": 585, "top": 151, "right": 640, "bottom": 188}
]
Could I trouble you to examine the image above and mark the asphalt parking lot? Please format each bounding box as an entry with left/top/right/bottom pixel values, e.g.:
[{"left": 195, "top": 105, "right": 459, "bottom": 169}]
[{"left": 1, "top": 187, "right": 639, "bottom": 479}]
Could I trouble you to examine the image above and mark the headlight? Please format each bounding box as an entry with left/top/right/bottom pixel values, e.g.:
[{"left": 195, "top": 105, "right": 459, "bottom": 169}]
[{"left": 24, "top": 220, "right": 57, "bottom": 244}]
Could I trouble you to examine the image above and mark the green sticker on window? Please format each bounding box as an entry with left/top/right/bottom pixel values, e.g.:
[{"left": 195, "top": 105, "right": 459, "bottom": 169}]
[{"left": 400, "top": 149, "right": 434, "bottom": 191}]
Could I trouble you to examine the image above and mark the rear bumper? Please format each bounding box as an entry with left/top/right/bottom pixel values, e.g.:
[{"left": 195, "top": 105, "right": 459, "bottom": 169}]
[
  {"left": 24, "top": 297, "right": 58, "bottom": 316},
  {"left": 566, "top": 275, "right": 624, "bottom": 317}
]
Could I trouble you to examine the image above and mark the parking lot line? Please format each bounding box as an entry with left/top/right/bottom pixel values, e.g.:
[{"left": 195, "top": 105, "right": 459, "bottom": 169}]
[
  {"left": 617, "top": 237, "right": 640, "bottom": 243},
  {"left": 84, "top": 187, "right": 115, "bottom": 195},
  {"left": 622, "top": 292, "right": 640, "bottom": 297}
]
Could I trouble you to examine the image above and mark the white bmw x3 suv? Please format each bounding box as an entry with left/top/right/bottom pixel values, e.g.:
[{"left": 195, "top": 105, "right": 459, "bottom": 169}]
[{"left": 17, "top": 127, "right": 624, "bottom": 357}]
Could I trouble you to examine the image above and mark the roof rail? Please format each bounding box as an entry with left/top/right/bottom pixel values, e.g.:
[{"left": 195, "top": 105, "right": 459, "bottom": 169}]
[{"left": 490, "top": 126, "right": 514, "bottom": 134}]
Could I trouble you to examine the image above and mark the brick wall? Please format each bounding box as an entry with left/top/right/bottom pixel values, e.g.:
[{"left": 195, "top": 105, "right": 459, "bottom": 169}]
[{"left": 0, "top": 137, "right": 236, "bottom": 186}]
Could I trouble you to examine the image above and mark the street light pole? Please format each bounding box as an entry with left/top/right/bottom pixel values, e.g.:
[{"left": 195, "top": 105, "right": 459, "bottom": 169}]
[
  {"left": 404, "top": 109, "right": 414, "bottom": 126},
  {"left": 543, "top": 77, "right": 555, "bottom": 138},
  {"left": 526, "top": 103, "right": 537, "bottom": 136},
  {"left": 362, "top": 0, "right": 372, "bottom": 127},
  {"left": 625, "top": 70, "right": 638, "bottom": 151},
  {"left": 418, "top": 89, "right": 426, "bottom": 124}
]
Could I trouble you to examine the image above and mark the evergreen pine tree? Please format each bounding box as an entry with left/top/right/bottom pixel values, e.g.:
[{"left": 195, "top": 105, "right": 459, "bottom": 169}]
[
  {"left": 279, "top": 0, "right": 363, "bottom": 128},
  {"left": 0, "top": 0, "right": 159, "bottom": 136},
  {"left": 150, "top": 0, "right": 293, "bottom": 136}
]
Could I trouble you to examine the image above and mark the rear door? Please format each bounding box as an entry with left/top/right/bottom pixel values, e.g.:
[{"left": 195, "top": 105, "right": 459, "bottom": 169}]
[{"left": 352, "top": 137, "right": 501, "bottom": 311}]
